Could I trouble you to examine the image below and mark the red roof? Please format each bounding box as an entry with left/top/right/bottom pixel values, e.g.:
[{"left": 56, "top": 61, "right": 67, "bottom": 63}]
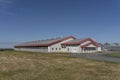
[
  {"left": 62, "top": 38, "right": 98, "bottom": 47},
  {"left": 15, "top": 36, "right": 76, "bottom": 48},
  {"left": 81, "top": 42, "right": 98, "bottom": 48}
]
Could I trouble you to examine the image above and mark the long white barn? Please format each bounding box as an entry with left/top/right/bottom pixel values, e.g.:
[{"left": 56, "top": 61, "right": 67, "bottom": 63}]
[{"left": 14, "top": 36, "right": 101, "bottom": 53}]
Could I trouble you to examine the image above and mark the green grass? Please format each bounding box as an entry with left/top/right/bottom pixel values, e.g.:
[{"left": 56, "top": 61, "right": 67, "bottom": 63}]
[
  {"left": 0, "top": 51, "right": 120, "bottom": 80},
  {"left": 108, "top": 53, "right": 120, "bottom": 58}
]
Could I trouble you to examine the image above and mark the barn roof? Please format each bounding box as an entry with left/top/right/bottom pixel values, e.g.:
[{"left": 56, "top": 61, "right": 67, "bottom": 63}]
[
  {"left": 14, "top": 36, "right": 76, "bottom": 48},
  {"left": 61, "top": 38, "right": 98, "bottom": 47},
  {"left": 61, "top": 39, "right": 84, "bottom": 45}
]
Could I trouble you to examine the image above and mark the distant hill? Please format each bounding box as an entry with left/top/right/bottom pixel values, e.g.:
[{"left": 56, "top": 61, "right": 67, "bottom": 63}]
[{"left": 0, "top": 42, "right": 20, "bottom": 49}]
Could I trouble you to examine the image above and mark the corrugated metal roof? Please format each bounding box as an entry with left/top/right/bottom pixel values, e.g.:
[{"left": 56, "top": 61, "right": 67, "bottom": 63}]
[
  {"left": 63, "top": 39, "right": 84, "bottom": 43},
  {"left": 62, "top": 38, "right": 98, "bottom": 47},
  {"left": 19, "top": 38, "right": 61, "bottom": 45},
  {"left": 62, "top": 38, "right": 91, "bottom": 45},
  {"left": 15, "top": 36, "right": 76, "bottom": 47}
]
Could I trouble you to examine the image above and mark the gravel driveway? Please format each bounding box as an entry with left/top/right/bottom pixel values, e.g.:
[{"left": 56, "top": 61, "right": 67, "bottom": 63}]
[{"left": 70, "top": 52, "right": 120, "bottom": 63}]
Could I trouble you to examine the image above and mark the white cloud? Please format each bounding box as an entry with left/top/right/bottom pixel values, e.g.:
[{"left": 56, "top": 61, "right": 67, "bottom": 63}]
[
  {"left": 0, "top": 0, "right": 14, "bottom": 8},
  {"left": 0, "top": 0, "right": 16, "bottom": 15}
]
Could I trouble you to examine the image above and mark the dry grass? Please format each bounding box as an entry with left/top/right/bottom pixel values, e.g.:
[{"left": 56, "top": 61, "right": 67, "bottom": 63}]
[{"left": 0, "top": 51, "right": 120, "bottom": 80}]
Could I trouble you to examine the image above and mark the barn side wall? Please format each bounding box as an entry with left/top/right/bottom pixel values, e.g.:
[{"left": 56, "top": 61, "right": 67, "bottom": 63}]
[
  {"left": 49, "top": 38, "right": 75, "bottom": 52},
  {"left": 14, "top": 47, "right": 48, "bottom": 53}
]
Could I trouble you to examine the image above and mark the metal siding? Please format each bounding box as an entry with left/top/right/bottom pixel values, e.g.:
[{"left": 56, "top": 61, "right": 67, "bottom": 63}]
[
  {"left": 50, "top": 38, "right": 75, "bottom": 52},
  {"left": 14, "top": 47, "right": 48, "bottom": 52}
]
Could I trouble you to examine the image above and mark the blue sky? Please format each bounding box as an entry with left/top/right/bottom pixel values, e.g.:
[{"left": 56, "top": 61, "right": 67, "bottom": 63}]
[{"left": 0, "top": 0, "right": 120, "bottom": 43}]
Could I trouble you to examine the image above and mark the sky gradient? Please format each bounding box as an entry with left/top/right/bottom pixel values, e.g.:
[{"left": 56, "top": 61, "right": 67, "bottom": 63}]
[{"left": 0, "top": 0, "right": 120, "bottom": 43}]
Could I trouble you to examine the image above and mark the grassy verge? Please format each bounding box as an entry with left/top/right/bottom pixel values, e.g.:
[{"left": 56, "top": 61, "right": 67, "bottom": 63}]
[
  {"left": 0, "top": 51, "right": 120, "bottom": 80},
  {"left": 108, "top": 53, "right": 120, "bottom": 58}
]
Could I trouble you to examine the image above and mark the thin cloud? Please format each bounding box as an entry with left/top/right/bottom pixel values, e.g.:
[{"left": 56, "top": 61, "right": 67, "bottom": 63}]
[
  {"left": 0, "top": 0, "right": 13, "bottom": 8},
  {"left": 0, "top": 0, "right": 16, "bottom": 15}
]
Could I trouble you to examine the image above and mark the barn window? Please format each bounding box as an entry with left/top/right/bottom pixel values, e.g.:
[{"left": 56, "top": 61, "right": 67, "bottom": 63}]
[
  {"left": 52, "top": 48, "right": 54, "bottom": 50},
  {"left": 84, "top": 47, "right": 96, "bottom": 51},
  {"left": 56, "top": 48, "right": 57, "bottom": 50},
  {"left": 68, "top": 48, "right": 69, "bottom": 51},
  {"left": 62, "top": 45, "right": 66, "bottom": 48},
  {"left": 59, "top": 48, "right": 61, "bottom": 50}
]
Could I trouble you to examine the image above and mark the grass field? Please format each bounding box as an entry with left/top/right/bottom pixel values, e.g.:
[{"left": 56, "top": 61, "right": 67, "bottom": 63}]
[
  {"left": 0, "top": 51, "right": 120, "bottom": 80},
  {"left": 108, "top": 53, "right": 120, "bottom": 58}
]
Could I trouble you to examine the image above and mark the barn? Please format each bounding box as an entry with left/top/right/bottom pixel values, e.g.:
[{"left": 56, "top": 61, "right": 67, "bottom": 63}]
[
  {"left": 62, "top": 38, "right": 101, "bottom": 53},
  {"left": 14, "top": 36, "right": 76, "bottom": 52},
  {"left": 14, "top": 36, "right": 101, "bottom": 53}
]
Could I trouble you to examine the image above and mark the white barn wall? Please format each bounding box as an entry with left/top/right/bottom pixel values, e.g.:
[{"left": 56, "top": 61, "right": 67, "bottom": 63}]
[
  {"left": 67, "top": 46, "right": 80, "bottom": 53},
  {"left": 48, "top": 47, "right": 51, "bottom": 52},
  {"left": 49, "top": 38, "right": 75, "bottom": 52},
  {"left": 87, "top": 44, "right": 100, "bottom": 52},
  {"left": 14, "top": 47, "right": 48, "bottom": 52},
  {"left": 97, "top": 47, "right": 102, "bottom": 51},
  {"left": 82, "top": 44, "right": 97, "bottom": 53},
  {"left": 65, "top": 42, "right": 98, "bottom": 53}
]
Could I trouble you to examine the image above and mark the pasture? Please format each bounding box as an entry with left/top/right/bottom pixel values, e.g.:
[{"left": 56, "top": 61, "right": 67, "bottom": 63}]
[{"left": 0, "top": 51, "right": 120, "bottom": 80}]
